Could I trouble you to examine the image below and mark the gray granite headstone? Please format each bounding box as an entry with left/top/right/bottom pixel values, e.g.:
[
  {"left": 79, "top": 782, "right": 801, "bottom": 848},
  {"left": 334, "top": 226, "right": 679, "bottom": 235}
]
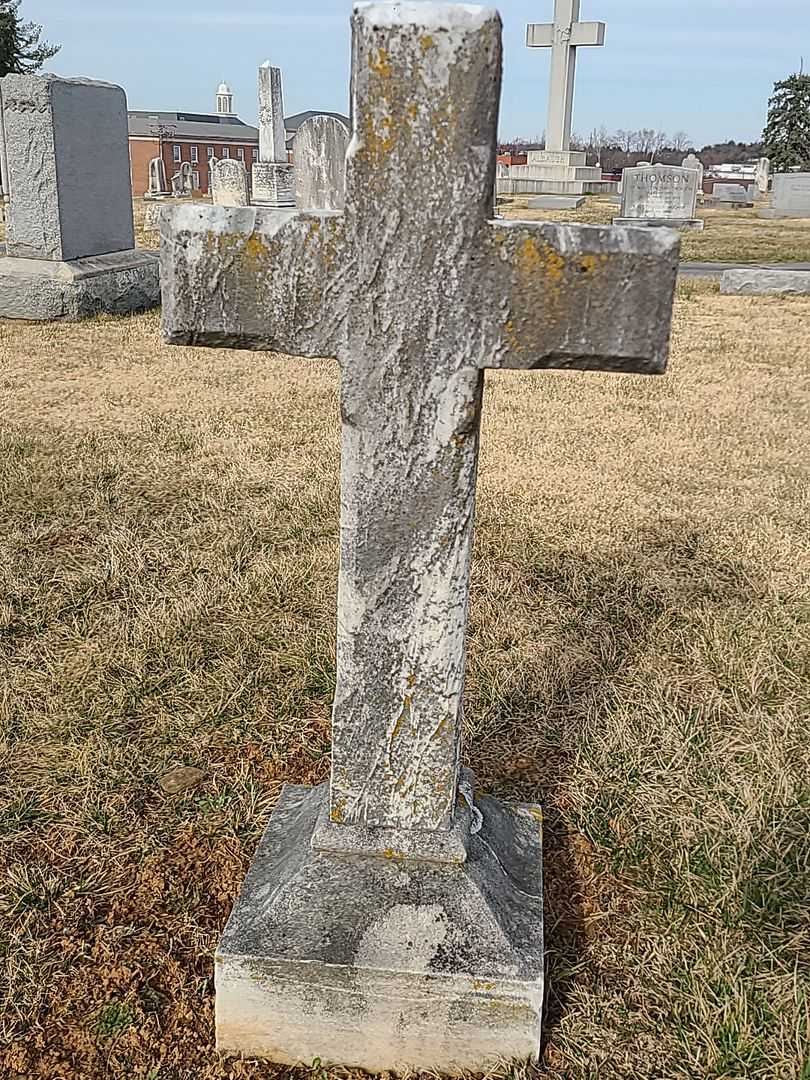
[
  {"left": 160, "top": 3, "right": 679, "bottom": 1072},
  {"left": 1, "top": 73, "right": 135, "bottom": 260},
  {"left": 614, "top": 163, "right": 703, "bottom": 229},
  {"left": 293, "top": 114, "right": 350, "bottom": 211},
  {"left": 210, "top": 157, "right": 250, "bottom": 207},
  {"left": 760, "top": 172, "right": 810, "bottom": 219},
  {"left": 0, "top": 71, "right": 158, "bottom": 320},
  {"left": 712, "top": 183, "right": 749, "bottom": 202}
]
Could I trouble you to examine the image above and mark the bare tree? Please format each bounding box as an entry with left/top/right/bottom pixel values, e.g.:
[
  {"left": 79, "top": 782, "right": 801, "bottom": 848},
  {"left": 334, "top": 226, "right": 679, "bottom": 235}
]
[{"left": 671, "top": 130, "right": 691, "bottom": 154}]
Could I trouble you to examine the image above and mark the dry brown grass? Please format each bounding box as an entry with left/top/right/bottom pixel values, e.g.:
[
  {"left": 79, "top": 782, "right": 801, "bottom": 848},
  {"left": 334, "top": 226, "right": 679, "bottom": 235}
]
[
  {"left": 1, "top": 282, "right": 809, "bottom": 1080},
  {"left": 500, "top": 195, "right": 810, "bottom": 263}
]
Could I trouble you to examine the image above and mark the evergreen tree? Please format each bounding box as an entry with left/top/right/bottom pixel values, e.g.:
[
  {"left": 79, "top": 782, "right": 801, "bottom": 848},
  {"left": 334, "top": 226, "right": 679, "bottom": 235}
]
[
  {"left": 762, "top": 73, "right": 810, "bottom": 171},
  {"left": 0, "top": 1, "right": 60, "bottom": 79}
]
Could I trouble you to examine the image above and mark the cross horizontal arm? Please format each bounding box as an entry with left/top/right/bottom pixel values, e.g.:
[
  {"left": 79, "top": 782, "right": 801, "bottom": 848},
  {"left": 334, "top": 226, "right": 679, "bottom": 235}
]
[
  {"left": 480, "top": 220, "right": 679, "bottom": 373},
  {"left": 570, "top": 20, "right": 605, "bottom": 46},
  {"left": 161, "top": 204, "right": 348, "bottom": 356},
  {"left": 526, "top": 22, "right": 554, "bottom": 47}
]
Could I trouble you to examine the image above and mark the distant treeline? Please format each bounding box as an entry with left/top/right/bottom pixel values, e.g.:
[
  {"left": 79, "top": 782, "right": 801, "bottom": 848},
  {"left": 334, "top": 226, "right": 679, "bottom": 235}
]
[{"left": 499, "top": 130, "right": 764, "bottom": 171}]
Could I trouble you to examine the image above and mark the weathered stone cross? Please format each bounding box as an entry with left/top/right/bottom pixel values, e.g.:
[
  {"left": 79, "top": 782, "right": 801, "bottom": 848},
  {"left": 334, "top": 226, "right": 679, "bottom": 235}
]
[
  {"left": 527, "top": 0, "right": 606, "bottom": 152},
  {"left": 162, "top": 3, "right": 677, "bottom": 1071}
]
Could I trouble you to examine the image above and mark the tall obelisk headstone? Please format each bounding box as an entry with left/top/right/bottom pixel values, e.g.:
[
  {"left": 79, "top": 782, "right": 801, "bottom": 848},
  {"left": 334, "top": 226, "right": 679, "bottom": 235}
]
[
  {"left": 252, "top": 61, "right": 294, "bottom": 207},
  {"left": 161, "top": 2, "right": 679, "bottom": 1071},
  {"left": 506, "top": 0, "right": 605, "bottom": 208}
]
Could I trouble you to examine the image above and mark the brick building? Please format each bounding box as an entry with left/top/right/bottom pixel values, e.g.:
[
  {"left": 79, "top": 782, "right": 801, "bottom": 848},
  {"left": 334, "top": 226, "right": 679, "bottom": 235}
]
[{"left": 128, "top": 82, "right": 349, "bottom": 197}]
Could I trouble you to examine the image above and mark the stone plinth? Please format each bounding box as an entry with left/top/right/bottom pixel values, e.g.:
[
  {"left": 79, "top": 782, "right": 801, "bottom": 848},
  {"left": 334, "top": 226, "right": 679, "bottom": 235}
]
[
  {"left": 720, "top": 269, "right": 810, "bottom": 295},
  {"left": 528, "top": 194, "right": 585, "bottom": 209},
  {"left": 216, "top": 782, "right": 544, "bottom": 1075},
  {"left": 252, "top": 161, "right": 294, "bottom": 207},
  {"left": 506, "top": 149, "right": 601, "bottom": 195},
  {"left": 0, "top": 248, "right": 160, "bottom": 320},
  {"left": 613, "top": 217, "right": 704, "bottom": 231}
]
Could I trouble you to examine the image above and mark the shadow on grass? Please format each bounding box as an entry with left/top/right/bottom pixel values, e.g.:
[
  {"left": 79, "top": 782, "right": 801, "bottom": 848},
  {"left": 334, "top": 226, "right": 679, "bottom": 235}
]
[{"left": 467, "top": 519, "right": 767, "bottom": 1060}]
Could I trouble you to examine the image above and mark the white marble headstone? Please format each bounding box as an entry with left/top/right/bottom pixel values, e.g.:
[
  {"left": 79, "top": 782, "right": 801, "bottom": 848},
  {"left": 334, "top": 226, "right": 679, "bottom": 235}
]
[
  {"left": 211, "top": 158, "right": 250, "bottom": 207},
  {"left": 293, "top": 115, "right": 350, "bottom": 212}
]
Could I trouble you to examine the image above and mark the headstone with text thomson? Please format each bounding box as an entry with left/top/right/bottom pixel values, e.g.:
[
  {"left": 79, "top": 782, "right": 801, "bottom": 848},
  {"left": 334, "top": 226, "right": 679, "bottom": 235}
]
[
  {"left": 160, "top": 3, "right": 679, "bottom": 1072},
  {"left": 614, "top": 163, "right": 703, "bottom": 230}
]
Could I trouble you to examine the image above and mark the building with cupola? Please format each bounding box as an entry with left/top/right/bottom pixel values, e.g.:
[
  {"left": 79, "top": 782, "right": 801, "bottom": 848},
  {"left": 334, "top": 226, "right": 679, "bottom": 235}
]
[{"left": 128, "top": 82, "right": 349, "bottom": 197}]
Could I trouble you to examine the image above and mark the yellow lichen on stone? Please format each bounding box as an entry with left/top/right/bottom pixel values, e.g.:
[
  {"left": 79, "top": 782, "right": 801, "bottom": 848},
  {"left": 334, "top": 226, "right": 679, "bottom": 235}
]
[
  {"left": 504, "top": 318, "right": 524, "bottom": 354},
  {"left": 518, "top": 234, "right": 565, "bottom": 285},
  {"left": 579, "top": 253, "right": 610, "bottom": 277},
  {"left": 370, "top": 47, "right": 392, "bottom": 77},
  {"left": 361, "top": 112, "right": 395, "bottom": 167},
  {"left": 330, "top": 798, "right": 347, "bottom": 824},
  {"left": 420, "top": 34, "right": 436, "bottom": 52}
]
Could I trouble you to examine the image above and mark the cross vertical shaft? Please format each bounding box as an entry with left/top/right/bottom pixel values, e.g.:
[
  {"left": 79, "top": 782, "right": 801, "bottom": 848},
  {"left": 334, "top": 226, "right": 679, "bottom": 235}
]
[
  {"left": 526, "top": 0, "right": 605, "bottom": 153},
  {"left": 329, "top": 5, "right": 501, "bottom": 834}
]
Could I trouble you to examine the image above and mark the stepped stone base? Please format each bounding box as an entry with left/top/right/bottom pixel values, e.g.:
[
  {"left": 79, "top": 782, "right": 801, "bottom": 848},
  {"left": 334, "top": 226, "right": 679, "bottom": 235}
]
[
  {"left": 613, "top": 216, "right": 705, "bottom": 231},
  {"left": 528, "top": 195, "right": 585, "bottom": 210},
  {"left": 0, "top": 248, "right": 160, "bottom": 320},
  {"left": 216, "top": 781, "right": 545, "bottom": 1075}
]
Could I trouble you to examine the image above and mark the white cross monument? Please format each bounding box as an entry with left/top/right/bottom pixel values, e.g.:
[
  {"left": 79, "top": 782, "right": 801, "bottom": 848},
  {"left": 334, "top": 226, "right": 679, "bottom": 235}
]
[
  {"left": 161, "top": 2, "right": 678, "bottom": 1072},
  {"left": 527, "top": 0, "right": 605, "bottom": 154},
  {"left": 500, "top": 0, "right": 606, "bottom": 209}
]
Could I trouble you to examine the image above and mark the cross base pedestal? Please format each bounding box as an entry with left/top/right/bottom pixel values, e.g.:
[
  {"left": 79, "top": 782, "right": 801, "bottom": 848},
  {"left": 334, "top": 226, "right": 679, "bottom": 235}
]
[{"left": 216, "top": 781, "right": 545, "bottom": 1075}]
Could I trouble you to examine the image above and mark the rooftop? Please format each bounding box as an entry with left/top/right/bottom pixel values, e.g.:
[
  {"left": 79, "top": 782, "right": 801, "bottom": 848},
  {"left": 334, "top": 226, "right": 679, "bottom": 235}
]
[{"left": 128, "top": 108, "right": 351, "bottom": 147}]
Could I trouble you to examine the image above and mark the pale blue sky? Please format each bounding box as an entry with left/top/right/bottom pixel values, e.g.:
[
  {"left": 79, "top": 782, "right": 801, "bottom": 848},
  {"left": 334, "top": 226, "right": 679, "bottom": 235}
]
[{"left": 33, "top": 0, "right": 810, "bottom": 147}]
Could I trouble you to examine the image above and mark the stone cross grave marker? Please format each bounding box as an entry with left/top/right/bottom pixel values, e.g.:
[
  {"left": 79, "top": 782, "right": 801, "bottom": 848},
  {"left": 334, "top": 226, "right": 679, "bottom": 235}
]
[
  {"left": 252, "top": 60, "right": 294, "bottom": 207},
  {"left": 526, "top": 0, "right": 605, "bottom": 153},
  {"left": 293, "top": 113, "right": 350, "bottom": 211},
  {"left": 210, "top": 157, "right": 250, "bottom": 208},
  {"left": 162, "top": 3, "right": 678, "bottom": 1072}
]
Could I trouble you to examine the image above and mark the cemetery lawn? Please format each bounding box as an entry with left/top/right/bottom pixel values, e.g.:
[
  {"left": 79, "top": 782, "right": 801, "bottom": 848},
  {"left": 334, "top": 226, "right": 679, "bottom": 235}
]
[
  {"left": 501, "top": 195, "right": 810, "bottom": 263},
  {"left": 2, "top": 283, "right": 809, "bottom": 1080}
]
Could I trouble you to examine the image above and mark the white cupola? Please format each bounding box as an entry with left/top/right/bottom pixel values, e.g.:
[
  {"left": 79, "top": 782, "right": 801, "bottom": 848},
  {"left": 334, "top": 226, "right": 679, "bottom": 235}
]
[{"left": 216, "top": 82, "right": 234, "bottom": 116}]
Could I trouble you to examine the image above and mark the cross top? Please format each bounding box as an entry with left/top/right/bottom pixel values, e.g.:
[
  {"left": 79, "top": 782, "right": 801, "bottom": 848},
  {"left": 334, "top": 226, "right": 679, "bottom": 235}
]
[
  {"left": 527, "top": 0, "right": 606, "bottom": 152},
  {"left": 163, "top": 2, "right": 677, "bottom": 858}
]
